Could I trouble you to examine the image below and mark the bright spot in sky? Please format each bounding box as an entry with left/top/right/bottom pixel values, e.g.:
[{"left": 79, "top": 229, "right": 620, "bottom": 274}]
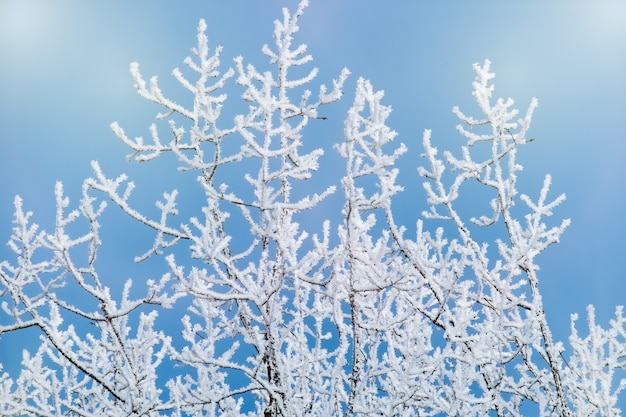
[
  {"left": 577, "top": 0, "right": 626, "bottom": 51},
  {"left": 0, "top": 1, "right": 47, "bottom": 46}
]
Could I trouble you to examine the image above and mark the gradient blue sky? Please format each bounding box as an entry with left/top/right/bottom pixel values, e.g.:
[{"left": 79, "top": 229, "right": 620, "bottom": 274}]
[{"left": 1, "top": 0, "right": 625, "bottom": 407}]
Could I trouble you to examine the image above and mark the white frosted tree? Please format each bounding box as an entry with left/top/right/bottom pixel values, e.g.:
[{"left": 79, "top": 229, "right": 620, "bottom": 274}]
[{"left": 0, "top": 2, "right": 624, "bottom": 416}]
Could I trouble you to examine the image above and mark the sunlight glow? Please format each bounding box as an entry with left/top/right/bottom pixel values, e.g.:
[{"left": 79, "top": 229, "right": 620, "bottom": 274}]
[
  {"left": 0, "top": 1, "right": 47, "bottom": 46},
  {"left": 577, "top": 0, "right": 626, "bottom": 51}
]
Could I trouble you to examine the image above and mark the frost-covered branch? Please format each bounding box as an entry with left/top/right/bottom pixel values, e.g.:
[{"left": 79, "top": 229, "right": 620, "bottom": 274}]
[{"left": 1, "top": 3, "right": 623, "bottom": 416}]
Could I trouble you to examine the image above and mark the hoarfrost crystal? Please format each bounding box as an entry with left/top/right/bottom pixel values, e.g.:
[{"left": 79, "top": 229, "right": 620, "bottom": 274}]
[{"left": 0, "top": 2, "right": 623, "bottom": 416}]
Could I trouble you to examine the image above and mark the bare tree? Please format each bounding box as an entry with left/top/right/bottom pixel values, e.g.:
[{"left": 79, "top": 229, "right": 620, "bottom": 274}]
[{"left": 1, "top": 2, "right": 624, "bottom": 416}]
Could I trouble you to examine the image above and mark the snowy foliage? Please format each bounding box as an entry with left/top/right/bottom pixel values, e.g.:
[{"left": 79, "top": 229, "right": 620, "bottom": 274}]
[{"left": 1, "top": 2, "right": 624, "bottom": 416}]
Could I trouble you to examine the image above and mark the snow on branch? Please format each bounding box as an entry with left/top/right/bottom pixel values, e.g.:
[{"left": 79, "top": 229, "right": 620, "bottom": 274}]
[{"left": 1, "top": 4, "right": 623, "bottom": 416}]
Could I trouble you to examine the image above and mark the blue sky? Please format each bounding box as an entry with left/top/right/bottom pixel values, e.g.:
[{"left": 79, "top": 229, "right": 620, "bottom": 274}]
[{"left": 1, "top": 0, "right": 625, "bottom": 408}]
